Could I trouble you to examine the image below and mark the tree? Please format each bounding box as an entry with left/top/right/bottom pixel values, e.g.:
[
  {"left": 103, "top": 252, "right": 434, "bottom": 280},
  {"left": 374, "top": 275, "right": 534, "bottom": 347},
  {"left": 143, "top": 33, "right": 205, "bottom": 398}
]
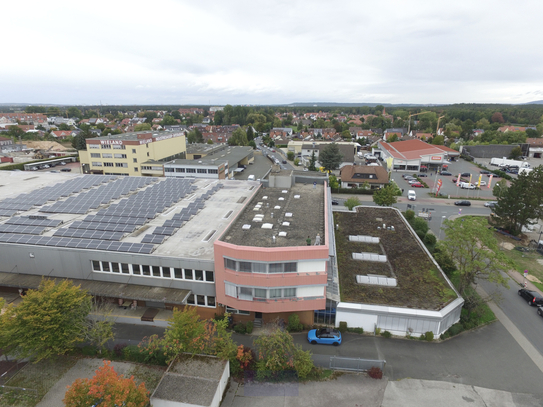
[
  {"left": 319, "top": 143, "right": 343, "bottom": 172},
  {"left": 228, "top": 128, "right": 248, "bottom": 146},
  {"left": 134, "top": 123, "right": 152, "bottom": 132},
  {"left": 161, "top": 115, "right": 177, "bottom": 126},
  {"left": 287, "top": 151, "right": 295, "bottom": 161},
  {"left": 432, "top": 135, "right": 444, "bottom": 145},
  {"left": 85, "top": 302, "right": 115, "bottom": 354},
  {"left": 0, "top": 279, "right": 91, "bottom": 362},
  {"left": 308, "top": 151, "right": 317, "bottom": 171},
  {"left": 72, "top": 124, "right": 94, "bottom": 150},
  {"left": 372, "top": 185, "right": 398, "bottom": 207},
  {"left": 246, "top": 126, "right": 254, "bottom": 141},
  {"left": 47, "top": 107, "right": 62, "bottom": 116},
  {"left": 508, "top": 146, "right": 522, "bottom": 159},
  {"left": 66, "top": 107, "right": 82, "bottom": 118},
  {"left": 344, "top": 197, "right": 361, "bottom": 210},
  {"left": 387, "top": 134, "right": 399, "bottom": 142},
  {"left": 63, "top": 360, "right": 149, "bottom": 407},
  {"left": 492, "top": 179, "right": 508, "bottom": 198},
  {"left": 187, "top": 128, "right": 204, "bottom": 144},
  {"left": 254, "top": 328, "right": 314, "bottom": 380},
  {"left": 491, "top": 112, "right": 505, "bottom": 123},
  {"left": 442, "top": 217, "right": 511, "bottom": 297},
  {"left": 328, "top": 174, "right": 340, "bottom": 190}
]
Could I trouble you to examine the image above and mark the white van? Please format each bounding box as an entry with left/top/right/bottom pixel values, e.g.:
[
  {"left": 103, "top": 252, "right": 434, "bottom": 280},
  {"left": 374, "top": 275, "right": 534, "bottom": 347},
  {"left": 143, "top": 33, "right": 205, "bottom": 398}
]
[
  {"left": 407, "top": 190, "right": 416, "bottom": 201},
  {"left": 248, "top": 175, "right": 255, "bottom": 181}
]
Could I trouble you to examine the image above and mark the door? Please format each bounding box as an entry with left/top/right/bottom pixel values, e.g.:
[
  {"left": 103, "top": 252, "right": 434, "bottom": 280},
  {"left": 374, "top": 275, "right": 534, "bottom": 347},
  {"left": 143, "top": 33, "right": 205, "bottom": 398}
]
[{"left": 255, "top": 312, "right": 263, "bottom": 319}]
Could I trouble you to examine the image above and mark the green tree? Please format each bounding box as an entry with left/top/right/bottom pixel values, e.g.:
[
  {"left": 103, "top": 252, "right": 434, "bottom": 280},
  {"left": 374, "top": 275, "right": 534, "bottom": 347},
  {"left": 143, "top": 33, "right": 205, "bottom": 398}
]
[
  {"left": 228, "top": 128, "right": 249, "bottom": 146},
  {"left": 66, "top": 107, "right": 81, "bottom": 118},
  {"left": 163, "top": 307, "right": 206, "bottom": 356},
  {"left": 47, "top": 107, "right": 62, "bottom": 116},
  {"left": 0, "top": 279, "right": 91, "bottom": 362},
  {"left": 372, "top": 185, "right": 397, "bottom": 206},
  {"left": 72, "top": 124, "right": 93, "bottom": 150},
  {"left": 287, "top": 151, "right": 295, "bottom": 161},
  {"left": 344, "top": 197, "right": 361, "bottom": 210},
  {"left": 508, "top": 146, "right": 522, "bottom": 159},
  {"left": 85, "top": 301, "right": 115, "bottom": 354},
  {"left": 328, "top": 174, "right": 340, "bottom": 190},
  {"left": 387, "top": 134, "right": 399, "bottom": 142},
  {"left": 308, "top": 151, "right": 317, "bottom": 171},
  {"left": 432, "top": 135, "right": 444, "bottom": 145},
  {"left": 254, "top": 328, "right": 314, "bottom": 380},
  {"left": 25, "top": 105, "right": 46, "bottom": 113},
  {"left": 134, "top": 123, "right": 152, "bottom": 132},
  {"left": 492, "top": 179, "right": 508, "bottom": 198},
  {"left": 58, "top": 123, "right": 71, "bottom": 131},
  {"left": 187, "top": 128, "right": 204, "bottom": 144},
  {"left": 442, "top": 217, "right": 511, "bottom": 296},
  {"left": 246, "top": 126, "right": 255, "bottom": 141},
  {"left": 161, "top": 115, "right": 177, "bottom": 126},
  {"left": 319, "top": 143, "right": 343, "bottom": 172}
]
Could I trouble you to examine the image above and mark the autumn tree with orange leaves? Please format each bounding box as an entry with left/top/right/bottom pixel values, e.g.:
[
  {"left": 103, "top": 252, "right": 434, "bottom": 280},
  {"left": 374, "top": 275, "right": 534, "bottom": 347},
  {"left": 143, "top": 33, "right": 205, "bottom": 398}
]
[{"left": 63, "top": 361, "right": 149, "bottom": 407}]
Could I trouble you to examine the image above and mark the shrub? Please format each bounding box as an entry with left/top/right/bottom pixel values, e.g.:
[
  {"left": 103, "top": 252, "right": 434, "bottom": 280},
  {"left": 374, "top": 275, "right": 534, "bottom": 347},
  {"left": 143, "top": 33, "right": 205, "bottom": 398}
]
[
  {"left": 114, "top": 342, "right": 127, "bottom": 357},
  {"left": 286, "top": 314, "right": 303, "bottom": 332},
  {"left": 81, "top": 345, "right": 97, "bottom": 356},
  {"left": 381, "top": 330, "right": 392, "bottom": 338},
  {"left": 233, "top": 323, "right": 247, "bottom": 334},
  {"left": 419, "top": 334, "right": 426, "bottom": 340},
  {"left": 447, "top": 323, "right": 464, "bottom": 337},
  {"left": 347, "top": 327, "right": 364, "bottom": 334},
  {"left": 246, "top": 321, "right": 254, "bottom": 334},
  {"left": 214, "top": 313, "right": 227, "bottom": 322},
  {"left": 424, "top": 331, "right": 434, "bottom": 341},
  {"left": 338, "top": 321, "right": 348, "bottom": 333},
  {"left": 424, "top": 234, "right": 437, "bottom": 246},
  {"left": 404, "top": 210, "right": 415, "bottom": 221},
  {"left": 375, "top": 327, "right": 381, "bottom": 336},
  {"left": 368, "top": 366, "right": 383, "bottom": 379},
  {"left": 123, "top": 345, "right": 145, "bottom": 363}
]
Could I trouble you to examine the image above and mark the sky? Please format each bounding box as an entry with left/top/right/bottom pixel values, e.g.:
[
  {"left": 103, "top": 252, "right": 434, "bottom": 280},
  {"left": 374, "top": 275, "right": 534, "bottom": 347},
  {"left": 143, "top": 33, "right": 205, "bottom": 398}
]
[{"left": 2, "top": 0, "right": 543, "bottom": 106}]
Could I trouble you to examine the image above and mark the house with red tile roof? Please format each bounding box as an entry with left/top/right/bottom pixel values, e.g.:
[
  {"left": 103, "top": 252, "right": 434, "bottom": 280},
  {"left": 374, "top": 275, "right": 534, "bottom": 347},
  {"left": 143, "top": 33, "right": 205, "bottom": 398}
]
[
  {"left": 339, "top": 165, "right": 389, "bottom": 189},
  {"left": 51, "top": 130, "right": 75, "bottom": 139},
  {"left": 377, "top": 139, "right": 459, "bottom": 172},
  {"left": 498, "top": 126, "right": 530, "bottom": 133}
]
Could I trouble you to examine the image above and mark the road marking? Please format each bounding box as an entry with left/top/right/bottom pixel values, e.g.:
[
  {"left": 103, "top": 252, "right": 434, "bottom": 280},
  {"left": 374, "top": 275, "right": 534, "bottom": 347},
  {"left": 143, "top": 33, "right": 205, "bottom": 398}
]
[{"left": 476, "top": 285, "right": 543, "bottom": 373}]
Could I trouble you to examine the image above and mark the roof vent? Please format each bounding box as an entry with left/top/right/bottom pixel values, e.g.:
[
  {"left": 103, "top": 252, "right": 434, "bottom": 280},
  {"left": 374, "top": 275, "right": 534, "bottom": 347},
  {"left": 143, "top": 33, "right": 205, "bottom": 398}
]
[
  {"left": 278, "top": 231, "right": 287, "bottom": 237},
  {"left": 282, "top": 222, "right": 290, "bottom": 226},
  {"left": 294, "top": 195, "right": 300, "bottom": 199},
  {"left": 262, "top": 223, "right": 273, "bottom": 229},
  {"left": 285, "top": 212, "right": 293, "bottom": 217},
  {"left": 242, "top": 224, "right": 251, "bottom": 230}
]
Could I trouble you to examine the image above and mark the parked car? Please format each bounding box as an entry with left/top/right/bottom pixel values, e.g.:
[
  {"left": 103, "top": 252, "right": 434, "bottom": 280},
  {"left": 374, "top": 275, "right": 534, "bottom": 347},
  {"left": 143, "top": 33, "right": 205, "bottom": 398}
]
[
  {"left": 454, "top": 200, "right": 471, "bottom": 206},
  {"left": 411, "top": 182, "right": 424, "bottom": 188},
  {"left": 453, "top": 177, "right": 467, "bottom": 183},
  {"left": 418, "top": 174, "right": 428, "bottom": 177},
  {"left": 408, "top": 179, "right": 420, "bottom": 184},
  {"left": 331, "top": 200, "right": 339, "bottom": 205},
  {"left": 518, "top": 289, "right": 543, "bottom": 306},
  {"left": 60, "top": 168, "right": 72, "bottom": 172},
  {"left": 480, "top": 170, "right": 491, "bottom": 174},
  {"left": 478, "top": 181, "right": 487, "bottom": 186},
  {"left": 484, "top": 201, "right": 498, "bottom": 208},
  {"left": 460, "top": 183, "right": 476, "bottom": 189},
  {"left": 440, "top": 171, "right": 452, "bottom": 176},
  {"left": 461, "top": 172, "right": 471, "bottom": 177},
  {"left": 307, "top": 328, "right": 342, "bottom": 346},
  {"left": 282, "top": 160, "right": 287, "bottom": 164}
]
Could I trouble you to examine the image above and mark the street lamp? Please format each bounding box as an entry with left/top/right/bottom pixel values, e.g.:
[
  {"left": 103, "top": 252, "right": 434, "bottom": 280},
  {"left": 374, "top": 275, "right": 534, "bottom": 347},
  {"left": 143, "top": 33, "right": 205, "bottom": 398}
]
[{"left": 438, "top": 215, "right": 447, "bottom": 240}]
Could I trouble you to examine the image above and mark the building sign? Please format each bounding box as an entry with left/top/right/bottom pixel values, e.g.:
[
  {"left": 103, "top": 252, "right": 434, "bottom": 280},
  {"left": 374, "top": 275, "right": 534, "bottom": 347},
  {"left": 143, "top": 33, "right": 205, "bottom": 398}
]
[
  {"left": 100, "top": 140, "right": 123, "bottom": 145},
  {"left": 431, "top": 156, "right": 442, "bottom": 161},
  {"left": 139, "top": 138, "right": 153, "bottom": 145}
]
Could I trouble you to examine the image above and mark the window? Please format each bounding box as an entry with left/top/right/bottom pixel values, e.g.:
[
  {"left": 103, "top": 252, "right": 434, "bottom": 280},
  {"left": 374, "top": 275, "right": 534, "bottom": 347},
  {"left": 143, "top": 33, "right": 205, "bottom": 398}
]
[
  {"left": 121, "top": 263, "right": 130, "bottom": 274},
  {"left": 239, "top": 262, "right": 252, "bottom": 273},
  {"left": 239, "top": 287, "right": 253, "bottom": 300},
  {"left": 132, "top": 264, "right": 141, "bottom": 275},
  {"left": 165, "top": 168, "right": 174, "bottom": 173},
  {"left": 283, "top": 288, "right": 296, "bottom": 298},
  {"left": 104, "top": 162, "right": 114, "bottom": 167},
  {"left": 102, "top": 153, "right": 112, "bottom": 158},
  {"left": 197, "top": 169, "right": 207, "bottom": 174},
  {"left": 175, "top": 168, "right": 185, "bottom": 173},
  {"left": 114, "top": 154, "right": 127, "bottom": 158},
  {"left": 284, "top": 262, "right": 297, "bottom": 273},
  {"left": 208, "top": 169, "right": 218, "bottom": 174},
  {"left": 252, "top": 263, "right": 267, "bottom": 273},
  {"left": 132, "top": 149, "right": 136, "bottom": 153},
  {"left": 113, "top": 144, "right": 125, "bottom": 150},
  {"left": 115, "top": 163, "right": 128, "bottom": 167},
  {"left": 254, "top": 288, "right": 267, "bottom": 298},
  {"left": 186, "top": 294, "right": 195, "bottom": 305},
  {"left": 101, "top": 144, "right": 111, "bottom": 149},
  {"left": 133, "top": 158, "right": 137, "bottom": 163},
  {"left": 142, "top": 265, "right": 150, "bottom": 276},
  {"left": 224, "top": 258, "right": 236, "bottom": 270},
  {"left": 174, "top": 268, "right": 183, "bottom": 279},
  {"left": 91, "top": 153, "right": 101, "bottom": 158},
  {"left": 270, "top": 288, "right": 282, "bottom": 298},
  {"left": 186, "top": 168, "right": 196, "bottom": 173},
  {"left": 92, "top": 260, "right": 101, "bottom": 271},
  {"left": 269, "top": 263, "right": 282, "bottom": 273},
  {"left": 205, "top": 270, "right": 214, "bottom": 282},
  {"left": 195, "top": 270, "right": 203, "bottom": 281},
  {"left": 225, "top": 282, "right": 236, "bottom": 297},
  {"left": 197, "top": 295, "right": 206, "bottom": 306},
  {"left": 163, "top": 267, "right": 171, "bottom": 278},
  {"left": 152, "top": 266, "right": 161, "bottom": 277},
  {"left": 147, "top": 152, "right": 150, "bottom": 157},
  {"left": 184, "top": 269, "right": 193, "bottom": 280},
  {"left": 89, "top": 144, "right": 100, "bottom": 149},
  {"left": 134, "top": 167, "right": 139, "bottom": 172},
  {"left": 111, "top": 263, "right": 120, "bottom": 273},
  {"left": 207, "top": 296, "right": 216, "bottom": 307},
  {"left": 92, "top": 162, "right": 102, "bottom": 167},
  {"left": 102, "top": 262, "right": 110, "bottom": 272}
]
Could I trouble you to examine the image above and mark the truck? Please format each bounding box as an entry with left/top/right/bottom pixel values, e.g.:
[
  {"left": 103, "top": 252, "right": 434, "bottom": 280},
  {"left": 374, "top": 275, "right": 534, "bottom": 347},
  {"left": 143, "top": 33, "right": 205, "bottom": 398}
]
[
  {"left": 407, "top": 190, "right": 416, "bottom": 201},
  {"left": 490, "top": 157, "right": 530, "bottom": 168},
  {"left": 518, "top": 167, "right": 533, "bottom": 175}
]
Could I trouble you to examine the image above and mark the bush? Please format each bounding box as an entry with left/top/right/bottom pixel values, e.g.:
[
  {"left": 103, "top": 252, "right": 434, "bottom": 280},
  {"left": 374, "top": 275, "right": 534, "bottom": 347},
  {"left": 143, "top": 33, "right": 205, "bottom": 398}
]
[
  {"left": 347, "top": 327, "right": 364, "bottom": 334},
  {"left": 214, "top": 313, "right": 227, "bottom": 322},
  {"left": 286, "top": 314, "right": 303, "bottom": 332},
  {"left": 113, "top": 343, "right": 127, "bottom": 357},
  {"left": 419, "top": 334, "right": 426, "bottom": 340},
  {"left": 81, "top": 345, "right": 98, "bottom": 356},
  {"left": 424, "top": 234, "right": 437, "bottom": 246},
  {"left": 381, "top": 330, "right": 392, "bottom": 338},
  {"left": 122, "top": 345, "right": 145, "bottom": 363},
  {"left": 375, "top": 327, "right": 381, "bottom": 336},
  {"left": 338, "top": 321, "right": 348, "bottom": 333},
  {"left": 233, "top": 323, "right": 247, "bottom": 334},
  {"left": 246, "top": 321, "right": 254, "bottom": 334},
  {"left": 404, "top": 210, "right": 415, "bottom": 221},
  {"left": 424, "top": 331, "right": 434, "bottom": 341},
  {"left": 447, "top": 323, "right": 464, "bottom": 337},
  {"left": 368, "top": 366, "right": 383, "bottom": 379}
]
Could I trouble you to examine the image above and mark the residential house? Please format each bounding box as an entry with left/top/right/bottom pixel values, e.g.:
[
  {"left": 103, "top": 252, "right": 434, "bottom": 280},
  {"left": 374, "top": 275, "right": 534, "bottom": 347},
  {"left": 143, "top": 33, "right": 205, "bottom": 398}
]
[{"left": 339, "top": 165, "right": 389, "bottom": 189}]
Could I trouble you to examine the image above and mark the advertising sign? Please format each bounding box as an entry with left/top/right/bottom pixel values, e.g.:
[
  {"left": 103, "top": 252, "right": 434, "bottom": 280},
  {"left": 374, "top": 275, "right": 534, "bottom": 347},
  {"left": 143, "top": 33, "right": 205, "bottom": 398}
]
[{"left": 435, "top": 179, "right": 443, "bottom": 196}]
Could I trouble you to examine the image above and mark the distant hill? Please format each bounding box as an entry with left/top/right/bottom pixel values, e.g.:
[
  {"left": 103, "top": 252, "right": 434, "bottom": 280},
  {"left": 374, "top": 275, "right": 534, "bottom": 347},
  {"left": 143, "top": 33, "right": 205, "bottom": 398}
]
[
  {"left": 285, "top": 102, "right": 443, "bottom": 107},
  {"left": 524, "top": 100, "right": 543, "bottom": 105}
]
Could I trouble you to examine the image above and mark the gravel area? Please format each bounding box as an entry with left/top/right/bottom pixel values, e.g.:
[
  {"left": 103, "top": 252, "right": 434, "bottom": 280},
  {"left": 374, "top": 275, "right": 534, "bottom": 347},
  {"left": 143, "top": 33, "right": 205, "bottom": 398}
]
[
  {"left": 170, "top": 354, "right": 226, "bottom": 380},
  {"left": 153, "top": 375, "right": 217, "bottom": 404}
]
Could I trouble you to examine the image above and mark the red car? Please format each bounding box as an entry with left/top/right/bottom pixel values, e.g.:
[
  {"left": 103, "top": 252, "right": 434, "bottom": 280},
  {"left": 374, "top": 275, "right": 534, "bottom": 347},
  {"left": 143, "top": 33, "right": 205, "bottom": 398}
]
[{"left": 411, "top": 182, "right": 424, "bottom": 188}]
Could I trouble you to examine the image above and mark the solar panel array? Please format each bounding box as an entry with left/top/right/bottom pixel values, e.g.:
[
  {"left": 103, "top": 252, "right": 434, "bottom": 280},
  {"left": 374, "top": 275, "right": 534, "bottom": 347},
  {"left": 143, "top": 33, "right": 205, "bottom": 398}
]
[
  {"left": 0, "top": 233, "right": 154, "bottom": 253},
  {"left": 6, "top": 217, "right": 63, "bottom": 227},
  {"left": 0, "top": 225, "right": 47, "bottom": 235},
  {"left": 53, "top": 229, "right": 125, "bottom": 241},
  {"left": 69, "top": 221, "right": 136, "bottom": 233}
]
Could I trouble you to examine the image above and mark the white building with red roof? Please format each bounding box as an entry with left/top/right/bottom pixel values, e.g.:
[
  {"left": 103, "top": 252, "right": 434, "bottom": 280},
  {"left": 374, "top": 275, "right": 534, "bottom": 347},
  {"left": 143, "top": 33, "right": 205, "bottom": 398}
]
[{"left": 377, "top": 139, "right": 459, "bottom": 172}]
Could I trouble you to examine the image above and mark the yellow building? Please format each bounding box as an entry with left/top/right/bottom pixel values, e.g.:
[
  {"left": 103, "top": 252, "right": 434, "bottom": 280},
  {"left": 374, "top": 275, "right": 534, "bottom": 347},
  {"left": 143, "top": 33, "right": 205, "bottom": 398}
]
[{"left": 79, "top": 131, "right": 186, "bottom": 176}]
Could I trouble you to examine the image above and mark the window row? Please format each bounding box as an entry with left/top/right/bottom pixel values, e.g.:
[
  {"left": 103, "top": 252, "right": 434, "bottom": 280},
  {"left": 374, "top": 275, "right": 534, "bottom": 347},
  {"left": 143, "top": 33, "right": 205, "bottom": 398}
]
[
  {"left": 166, "top": 168, "right": 217, "bottom": 174},
  {"left": 91, "top": 261, "right": 214, "bottom": 282},
  {"left": 186, "top": 294, "right": 216, "bottom": 308},
  {"left": 225, "top": 283, "right": 296, "bottom": 300},
  {"left": 224, "top": 258, "right": 297, "bottom": 274}
]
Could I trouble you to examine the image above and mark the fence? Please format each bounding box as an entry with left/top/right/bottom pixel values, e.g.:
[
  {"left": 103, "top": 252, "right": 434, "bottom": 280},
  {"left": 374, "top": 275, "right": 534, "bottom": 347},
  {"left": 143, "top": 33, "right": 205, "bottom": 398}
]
[{"left": 329, "top": 356, "right": 386, "bottom": 372}]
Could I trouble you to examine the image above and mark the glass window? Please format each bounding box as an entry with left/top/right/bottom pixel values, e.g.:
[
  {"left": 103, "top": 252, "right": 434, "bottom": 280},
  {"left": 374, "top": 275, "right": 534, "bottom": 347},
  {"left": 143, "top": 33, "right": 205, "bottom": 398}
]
[
  {"left": 92, "top": 162, "right": 102, "bottom": 167},
  {"left": 283, "top": 288, "right": 296, "bottom": 298},
  {"left": 175, "top": 168, "right": 185, "bottom": 173},
  {"left": 197, "top": 169, "right": 207, "bottom": 174},
  {"left": 270, "top": 289, "right": 282, "bottom": 298},
  {"left": 269, "top": 263, "right": 283, "bottom": 273},
  {"left": 205, "top": 270, "right": 214, "bottom": 282},
  {"left": 111, "top": 263, "right": 120, "bottom": 273},
  {"left": 152, "top": 266, "right": 161, "bottom": 277},
  {"left": 91, "top": 153, "right": 101, "bottom": 158},
  {"left": 284, "top": 262, "right": 297, "bottom": 273},
  {"left": 238, "top": 309, "right": 251, "bottom": 315},
  {"left": 121, "top": 263, "right": 130, "bottom": 274},
  {"left": 142, "top": 265, "right": 150, "bottom": 276},
  {"left": 239, "top": 262, "right": 252, "bottom": 272},
  {"left": 197, "top": 295, "right": 206, "bottom": 306},
  {"left": 186, "top": 168, "right": 196, "bottom": 173},
  {"left": 134, "top": 167, "right": 138, "bottom": 172},
  {"left": 102, "top": 262, "right": 110, "bottom": 272},
  {"left": 163, "top": 267, "right": 171, "bottom": 278},
  {"left": 207, "top": 296, "right": 216, "bottom": 307},
  {"left": 224, "top": 258, "right": 236, "bottom": 270},
  {"left": 195, "top": 270, "right": 203, "bottom": 281},
  {"left": 132, "top": 264, "right": 141, "bottom": 275},
  {"left": 133, "top": 158, "right": 137, "bottom": 163},
  {"left": 252, "top": 263, "right": 267, "bottom": 273},
  {"left": 254, "top": 288, "right": 267, "bottom": 298},
  {"left": 174, "top": 268, "right": 183, "bottom": 279},
  {"left": 92, "top": 260, "right": 101, "bottom": 271},
  {"left": 102, "top": 153, "right": 112, "bottom": 158},
  {"left": 104, "top": 162, "right": 114, "bottom": 167},
  {"left": 184, "top": 269, "right": 193, "bottom": 280},
  {"left": 132, "top": 149, "right": 136, "bottom": 153},
  {"left": 187, "top": 294, "right": 195, "bottom": 305}
]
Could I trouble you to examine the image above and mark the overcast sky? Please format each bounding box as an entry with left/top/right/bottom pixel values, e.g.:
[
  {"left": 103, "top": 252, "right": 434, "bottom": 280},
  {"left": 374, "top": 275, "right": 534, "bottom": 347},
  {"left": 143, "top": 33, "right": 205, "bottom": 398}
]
[{"left": 2, "top": 0, "right": 543, "bottom": 106}]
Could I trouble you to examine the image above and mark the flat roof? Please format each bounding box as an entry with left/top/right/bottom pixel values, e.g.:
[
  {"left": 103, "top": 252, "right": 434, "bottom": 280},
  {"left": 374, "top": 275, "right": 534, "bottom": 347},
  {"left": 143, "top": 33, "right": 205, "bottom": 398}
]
[
  {"left": 168, "top": 145, "right": 253, "bottom": 168},
  {"left": 220, "top": 182, "right": 325, "bottom": 248},
  {"left": 380, "top": 139, "right": 459, "bottom": 160},
  {"left": 0, "top": 172, "right": 255, "bottom": 261}
]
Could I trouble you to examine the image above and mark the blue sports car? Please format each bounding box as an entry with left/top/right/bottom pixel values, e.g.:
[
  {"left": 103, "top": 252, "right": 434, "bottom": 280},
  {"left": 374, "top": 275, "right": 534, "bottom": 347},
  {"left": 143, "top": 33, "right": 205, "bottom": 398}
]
[{"left": 307, "top": 328, "right": 342, "bottom": 346}]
